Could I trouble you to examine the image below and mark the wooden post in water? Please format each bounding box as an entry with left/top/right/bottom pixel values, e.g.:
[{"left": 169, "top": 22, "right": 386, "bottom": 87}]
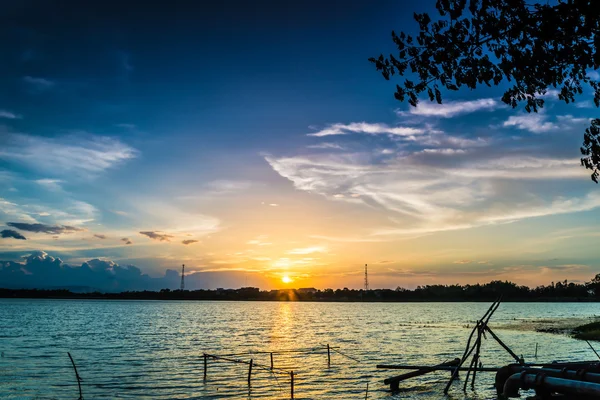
[
  {"left": 67, "top": 352, "right": 83, "bottom": 400},
  {"left": 327, "top": 344, "right": 331, "bottom": 367},
  {"left": 270, "top": 352, "right": 274, "bottom": 370},
  {"left": 248, "top": 359, "right": 253, "bottom": 386},
  {"left": 203, "top": 354, "right": 207, "bottom": 380},
  {"left": 290, "top": 371, "right": 294, "bottom": 399},
  {"left": 535, "top": 343, "right": 538, "bottom": 358},
  {"left": 470, "top": 326, "right": 483, "bottom": 390}
]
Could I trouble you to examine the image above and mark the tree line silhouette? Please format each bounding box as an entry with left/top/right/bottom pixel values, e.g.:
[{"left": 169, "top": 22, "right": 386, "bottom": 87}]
[{"left": 3, "top": 274, "right": 600, "bottom": 301}]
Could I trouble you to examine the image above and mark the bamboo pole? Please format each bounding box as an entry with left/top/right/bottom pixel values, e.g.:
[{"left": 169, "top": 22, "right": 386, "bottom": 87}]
[
  {"left": 248, "top": 359, "right": 253, "bottom": 386},
  {"left": 444, "top": 320, "right": 485, "bottom": 394},
  {"left": 587, "top": 340, "right": 600, "bottom": 360},
  {"left": 444, "top": 299, "right": 500, "bottom": 394},
  {"left": 385, "top": 358, "right": 461, "bottom": 391},
  {"left": 470, "top": 326, "right": 483, "bottom": 390},
  {"left": 485, "top": 326, "right": 523, "bottom": 364},
  {"left": 290, "top": 371, "right": 294, "bottom": 399},
  {"left": 204, "top": 354, "right": 289, "bottom": 374},
  {"left": 67, "top": 352, "right": 83, "bottom": 400},
  {"left": 377, "top": 365, "right": 500, "bottom": 372},
  {"left": 203, "top": 353, "right": 207, "bottom": 380},
  {"left": 463, "top": 326, "right": 480, "bottom": 391},
  {"left": 327, "top": 344, "right": 330, "bottom": 367}
]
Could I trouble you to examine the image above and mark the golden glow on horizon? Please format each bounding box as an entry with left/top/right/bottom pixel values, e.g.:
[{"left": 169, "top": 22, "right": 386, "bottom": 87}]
[{"left": 281, "top": 275, "right": 292, "bottom": 284}]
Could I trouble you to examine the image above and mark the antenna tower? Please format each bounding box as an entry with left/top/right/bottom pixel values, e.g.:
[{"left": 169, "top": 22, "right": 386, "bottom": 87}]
[
  {"left": 180, "top": 264, "right": 185, "bottom": 291},
  {"left": 364, "top": 263, "right": 369, "bottom": 291}
]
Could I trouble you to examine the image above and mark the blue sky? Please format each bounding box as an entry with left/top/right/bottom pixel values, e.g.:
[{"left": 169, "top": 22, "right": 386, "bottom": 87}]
[{"left": 0, "top": 1, "right": 599, "bottom": 291}]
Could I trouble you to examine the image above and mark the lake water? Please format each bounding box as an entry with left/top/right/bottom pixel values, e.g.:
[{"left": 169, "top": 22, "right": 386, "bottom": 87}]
[{"left": 1, "top": 300, "right": 599, "bottom": 399}]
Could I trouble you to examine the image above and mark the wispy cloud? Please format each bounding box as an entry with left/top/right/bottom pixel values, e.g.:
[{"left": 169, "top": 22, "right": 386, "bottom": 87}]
[
  {"left": 401, "top": 98, "right": 499, "bottom": 118},
  {"left": 307, "top": 142, "right": 345, "bottom": 150},
  {"left": 502, "top": 113, "right": 592, "bottom": 134},
  {"left": 287, "top": 246, "right": 327, "bottom": 255},
  {"left": 93, "top": 234, "right": 107, "bottom": 239},
  {"left": 575, "top": 100, "right": 595, "bottom": 109},
  {"left": 35, "top": 179, "right": 63, "bottom": 191},
  {"left": 0, "top": 198, "right": 97, "bottom": 227},
  {"left": 182, "top": 239, "right": 198, "bottom": 245},
  {"left": 0, "top": 132, "right": 137, "bottom": 177},
  {"left": 139, "top": 231, "right": 173, "bottom": 242},
  {"left": 503, "top": 113, "right": 558, "bottom": 133},
  {"left": 588, "top": 70, "right": 600, "bottom": 80},
  {"left": 0, "top": 110, "right": 21, "bottom": 119},
  {"left": 178, "top": 180, "right": 254, "bottom": 200},
  {"left": 247, "top": 235, "right": 272, "bottom": 246},
  {"left": 23, "top": 76, "right": 55, "bottom": 91},
  {"left": 266, "top": 116, "right": 594, "bottom": 238},
  {"left": 116, "top": 123, "right": 136, "bottom": 129},
  {"left": 308, "top": 122, "right": 424, "bottom": 137},
  {"left": 121, "top": 237, "right": 133, "bottom": 245}
]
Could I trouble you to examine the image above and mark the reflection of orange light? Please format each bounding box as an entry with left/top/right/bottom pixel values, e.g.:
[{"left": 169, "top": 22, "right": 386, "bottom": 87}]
[{"left": 282, "top": 275, "right": 292, "bottom": 284}]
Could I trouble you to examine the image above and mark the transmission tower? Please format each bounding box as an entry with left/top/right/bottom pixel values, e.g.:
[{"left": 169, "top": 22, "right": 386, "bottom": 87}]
[
  {"left": 180, "top": 264, "right": 185, "bottom": 291},
  {"left": 364, "top": 263, "right": 369, "bottom": 291}
]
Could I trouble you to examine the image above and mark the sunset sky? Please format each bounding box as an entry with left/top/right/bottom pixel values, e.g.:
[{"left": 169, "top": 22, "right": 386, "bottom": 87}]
[{"left": 1, "top": 0, "right": 599, "bottom": 291}]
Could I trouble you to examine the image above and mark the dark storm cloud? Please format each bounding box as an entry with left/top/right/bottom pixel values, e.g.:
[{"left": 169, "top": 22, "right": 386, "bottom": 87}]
[
  {"left": 0, "top": 251, "right": 178, "bottom": 291},
  {"left": 7, "top": 222, "right": 84, "bottom": 234},
  {"left": 1, "top": 229, "right": 26, "bottom": 240},
  {"left": 182, "top": 239, "right": 198, "bottom": 245},
  {"left": 121, "top": 237, "right": 132, "bottom": 245},
  {"left": 0, "top": 251, "right": 270, "bottom": 292},
  {"left": 139, "top": 231, "right": 173, "bottom": 242},
  {"left": 94, "top": 234, "right": 107, "bottom": 239}
]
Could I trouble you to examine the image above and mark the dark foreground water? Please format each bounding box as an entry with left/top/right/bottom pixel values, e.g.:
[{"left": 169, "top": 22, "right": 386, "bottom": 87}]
[{"left": 1, "top": 300, "right": 599, "bottom": 399}]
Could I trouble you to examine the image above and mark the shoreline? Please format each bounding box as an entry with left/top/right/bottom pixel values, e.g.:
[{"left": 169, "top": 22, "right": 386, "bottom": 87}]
[
  {"left": 2, "top": 288, "right": 600, "bottom": 302},
  {"left": 3, "top": 295, "right": 600, "bottom": 302},
  {"left": 498, "top": 317, "right": 600, "bottom": 341}
]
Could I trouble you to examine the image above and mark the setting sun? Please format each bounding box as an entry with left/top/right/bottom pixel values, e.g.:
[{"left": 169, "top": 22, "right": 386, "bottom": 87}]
[{"left": 281, "top": 275, "right": 292, "bottom": 284}]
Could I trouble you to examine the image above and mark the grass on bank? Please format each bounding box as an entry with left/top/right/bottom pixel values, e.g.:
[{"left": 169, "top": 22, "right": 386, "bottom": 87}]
[{"left": 573, "top": 321, "right": 600, "bottom": 341}]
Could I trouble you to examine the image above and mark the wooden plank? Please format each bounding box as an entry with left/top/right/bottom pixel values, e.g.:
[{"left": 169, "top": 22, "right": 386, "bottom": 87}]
[{"left": 384, "top": 358, "right": 461, "bottom": 392}]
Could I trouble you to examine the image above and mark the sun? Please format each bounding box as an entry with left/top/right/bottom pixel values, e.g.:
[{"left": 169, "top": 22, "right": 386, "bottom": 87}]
[{"left": 281, "top": 275, "right": 292, "bottom": 284}]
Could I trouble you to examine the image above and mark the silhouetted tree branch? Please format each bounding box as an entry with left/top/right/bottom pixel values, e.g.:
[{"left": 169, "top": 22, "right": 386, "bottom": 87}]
[{"left": 369, "top": 0, "right": 600, "bottom": 182}]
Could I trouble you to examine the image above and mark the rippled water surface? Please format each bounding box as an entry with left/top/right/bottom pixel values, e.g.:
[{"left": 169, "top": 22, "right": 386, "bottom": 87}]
[{"left": 1, "top": 300, "right": 599, "bottom": 399}]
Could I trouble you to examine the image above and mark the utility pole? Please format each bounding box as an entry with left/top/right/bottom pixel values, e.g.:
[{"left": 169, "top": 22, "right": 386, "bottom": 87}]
[{"left": 180, "top": 264, "right": 185, "bottom": 291}]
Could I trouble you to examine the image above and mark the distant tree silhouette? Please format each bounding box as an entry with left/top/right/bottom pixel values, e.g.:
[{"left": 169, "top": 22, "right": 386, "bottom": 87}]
[
  {"left": 2, "top": 274, "right": 600, "bottom": 301},
  {"left": 370, "top": 0, "right": 600, "bottom": 182}
]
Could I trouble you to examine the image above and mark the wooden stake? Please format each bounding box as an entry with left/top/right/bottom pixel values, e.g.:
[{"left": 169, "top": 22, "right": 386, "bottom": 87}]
[
  {"left": 470, "top": 326, "right": 483, "bottom": 390},
  {"left": 67, "top": 352, "right": 83, "bottom": 400},
  {"left": 365, "top": 382, "right": 369, "bottom": 399},
  {"left": 535, "top": 343, "right": 538, "bottom": 358},
  {"left": 248, "top": 359, "right": 253, "bottom": 386},
  {"left": 327, "top": 344, "right": 331, "bottom": 367},
  {"left": 463, "top": 327, "right": 480, "bottom": 391},
  {"left": 270, "top": 352, "right": 274, "bottom": 370},
  {"left": 290, "top": 371, "right": 294, "bottom": 399}
]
